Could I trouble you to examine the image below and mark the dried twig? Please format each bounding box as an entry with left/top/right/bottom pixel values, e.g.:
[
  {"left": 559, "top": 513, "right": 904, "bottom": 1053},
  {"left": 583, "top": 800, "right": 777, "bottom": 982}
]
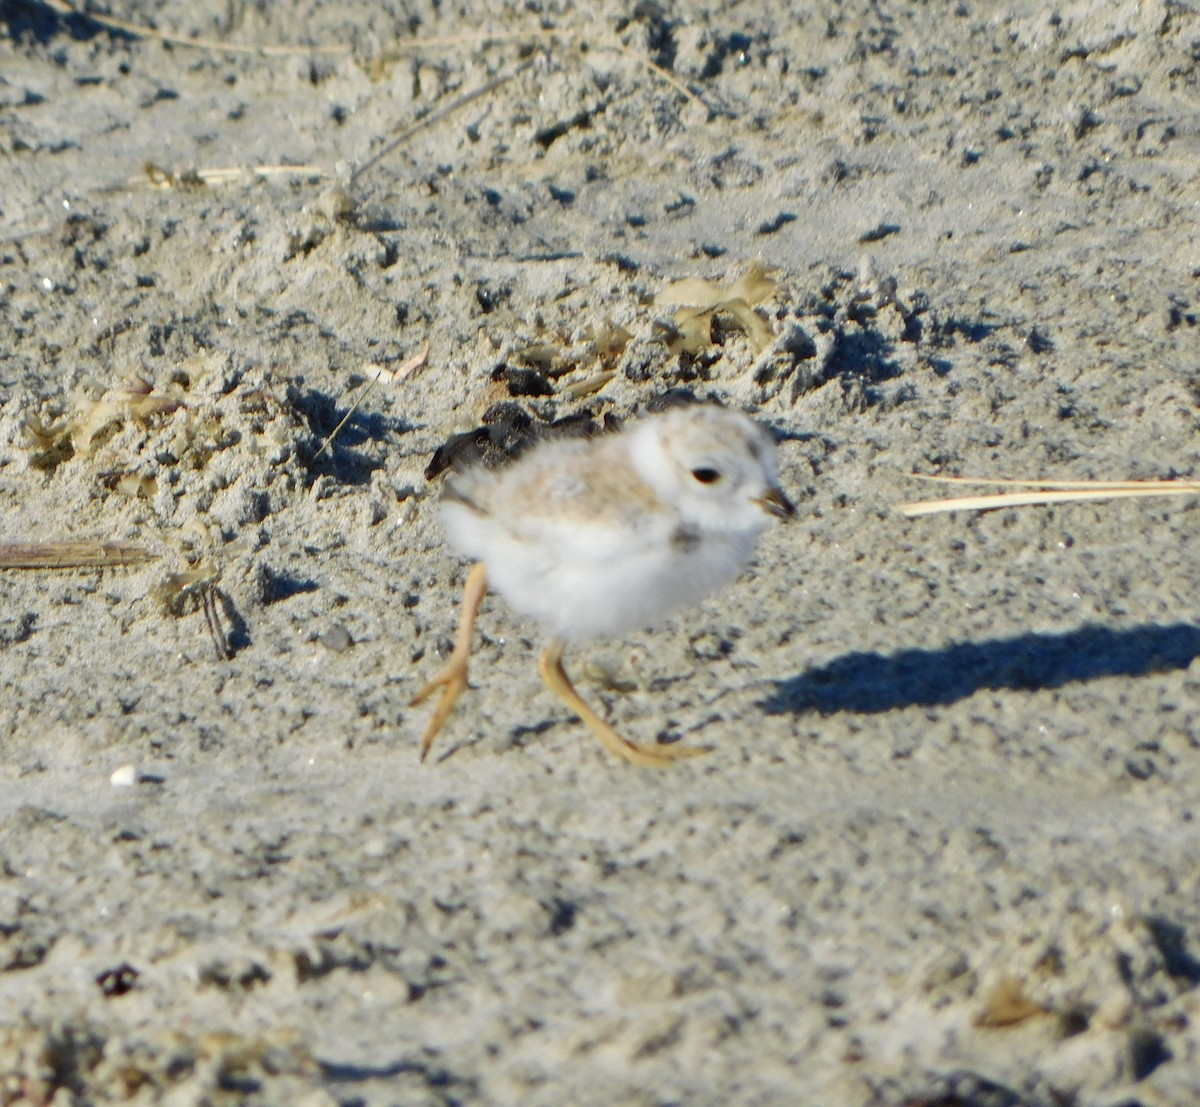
[{"left": 0, "top": 541, "right": 156, "bottom": 569}]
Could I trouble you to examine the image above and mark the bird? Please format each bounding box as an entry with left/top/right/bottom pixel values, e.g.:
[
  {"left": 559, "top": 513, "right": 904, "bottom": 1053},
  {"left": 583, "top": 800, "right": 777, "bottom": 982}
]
[{"left": 410, "top": 402, "right": 795, "bottom": 767}]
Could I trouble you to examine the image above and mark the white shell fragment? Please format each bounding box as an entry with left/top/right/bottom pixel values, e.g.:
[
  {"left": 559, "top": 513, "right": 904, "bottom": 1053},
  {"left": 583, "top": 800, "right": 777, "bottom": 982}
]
[{"left": 109, "top": 764, "right": 138, "bottom": 787}]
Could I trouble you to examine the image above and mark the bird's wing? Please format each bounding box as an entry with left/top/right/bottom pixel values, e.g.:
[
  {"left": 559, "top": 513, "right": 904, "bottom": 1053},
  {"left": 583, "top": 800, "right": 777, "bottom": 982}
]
[{"left": 496, "top": 445, "right": 676, "bottom": 566}]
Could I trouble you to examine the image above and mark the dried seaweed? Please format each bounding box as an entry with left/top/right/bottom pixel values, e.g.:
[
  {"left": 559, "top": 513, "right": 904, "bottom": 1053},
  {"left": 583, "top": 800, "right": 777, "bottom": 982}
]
[
  {"left": 25, "top": 375, "right": 184, "bottom": 470},
  {"left": 653, "top": 261, "right": 779, "bottom": 354},
  {"left": 581, "top": 321, "right": 633, "bottom": 368},
  {"left": 974, "top": 976, "right": 1045, "bottom": 1029}
]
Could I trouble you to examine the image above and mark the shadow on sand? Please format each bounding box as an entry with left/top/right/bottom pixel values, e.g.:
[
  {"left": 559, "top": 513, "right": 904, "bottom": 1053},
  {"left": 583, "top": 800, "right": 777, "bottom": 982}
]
[{"left": 762, "top": 622, "right": 1200, "bottom": 715}]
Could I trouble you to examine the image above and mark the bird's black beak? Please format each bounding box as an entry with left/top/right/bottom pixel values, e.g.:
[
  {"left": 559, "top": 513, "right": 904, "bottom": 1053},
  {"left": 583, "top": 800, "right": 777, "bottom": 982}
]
[{"left": 754, "top": 487, "right": 796, "bottom": 520}]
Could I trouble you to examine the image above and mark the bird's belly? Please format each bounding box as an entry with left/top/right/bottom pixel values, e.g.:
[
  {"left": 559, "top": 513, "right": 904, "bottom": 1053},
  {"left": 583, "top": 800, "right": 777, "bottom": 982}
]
[{"left": 488, "top": 532, "right": 755, "bottom": 642}]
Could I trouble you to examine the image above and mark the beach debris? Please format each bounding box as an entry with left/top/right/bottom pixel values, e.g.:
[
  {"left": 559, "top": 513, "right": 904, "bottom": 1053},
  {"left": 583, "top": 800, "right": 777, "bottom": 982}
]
[
  {"left": 25, "top": 375, "right": 183, "bottom": 468},
  {"left": 899, "top": 475, "right": 1200, "bottom": 517},
  {"left": 109, "top": 765, "right": 138, "bottom": 788},
  {"left": 974, "top": 976, "right": 1046, "bottom": 1028},
  {"left": 653, "top": 262, "right": 778, "bottom": 355},
  {"left": 0, "top": 542, "right": 155, "bottom": 570}
]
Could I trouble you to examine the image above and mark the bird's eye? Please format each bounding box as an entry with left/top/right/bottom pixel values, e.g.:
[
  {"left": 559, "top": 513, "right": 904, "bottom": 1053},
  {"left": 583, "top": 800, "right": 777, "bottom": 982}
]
[{"left": 691, "top": 467, "right": 722, "bottom": 485}]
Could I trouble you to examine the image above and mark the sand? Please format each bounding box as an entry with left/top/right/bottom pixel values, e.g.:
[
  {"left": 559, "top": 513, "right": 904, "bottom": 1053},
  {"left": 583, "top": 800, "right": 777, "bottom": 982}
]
[{"left": 2, "top": 1, "right": 1199, "bottom": 1103}]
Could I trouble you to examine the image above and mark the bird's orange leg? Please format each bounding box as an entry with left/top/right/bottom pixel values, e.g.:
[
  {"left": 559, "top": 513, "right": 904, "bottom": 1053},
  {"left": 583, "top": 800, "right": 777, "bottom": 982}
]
[
  {"left": 410, "top": 562, "right": 488, "bottom": 761},
  {"left": 537, "top": 639, "right": 710, "bottom": 768}
]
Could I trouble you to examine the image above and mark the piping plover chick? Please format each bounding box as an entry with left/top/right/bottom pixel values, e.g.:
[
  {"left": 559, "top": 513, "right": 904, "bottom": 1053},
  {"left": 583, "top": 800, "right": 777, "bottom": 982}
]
[{"left": 411, "top": 403, "right": 795, "bottom": 767}]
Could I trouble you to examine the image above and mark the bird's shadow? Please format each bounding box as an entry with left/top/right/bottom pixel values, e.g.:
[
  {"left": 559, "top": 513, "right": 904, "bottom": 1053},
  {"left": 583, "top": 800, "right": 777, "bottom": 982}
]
[{"left": 762, "top": 622, "right": 1200, "bottom": 715}]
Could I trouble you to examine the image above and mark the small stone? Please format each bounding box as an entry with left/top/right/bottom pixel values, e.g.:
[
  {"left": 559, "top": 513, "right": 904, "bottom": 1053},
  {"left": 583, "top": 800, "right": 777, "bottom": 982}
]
[{"left": 320, "top": 624, "right": 354, "bottom": 653}]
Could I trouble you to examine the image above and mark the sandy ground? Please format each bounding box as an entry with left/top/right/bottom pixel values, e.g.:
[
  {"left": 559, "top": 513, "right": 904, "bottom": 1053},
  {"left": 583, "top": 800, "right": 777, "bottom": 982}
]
[{"left": 2, "top": 1, "right": 1200, "bottom": 1103}]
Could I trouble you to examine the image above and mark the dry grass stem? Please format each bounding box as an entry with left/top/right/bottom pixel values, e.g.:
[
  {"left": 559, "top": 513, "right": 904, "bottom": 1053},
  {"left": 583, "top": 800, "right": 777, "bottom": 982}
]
[
  {"left": 0, "top": 542, "right": 156, "bottom": 570},
  {"left": 131, "top": 164, "right": 327, "bottom": 190},
  {"left": 908, "top": 474, "right": 1200, "bottom": 492},
  {"left": 899, "top": 475, "right": 1200, "bottom": 517}
]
